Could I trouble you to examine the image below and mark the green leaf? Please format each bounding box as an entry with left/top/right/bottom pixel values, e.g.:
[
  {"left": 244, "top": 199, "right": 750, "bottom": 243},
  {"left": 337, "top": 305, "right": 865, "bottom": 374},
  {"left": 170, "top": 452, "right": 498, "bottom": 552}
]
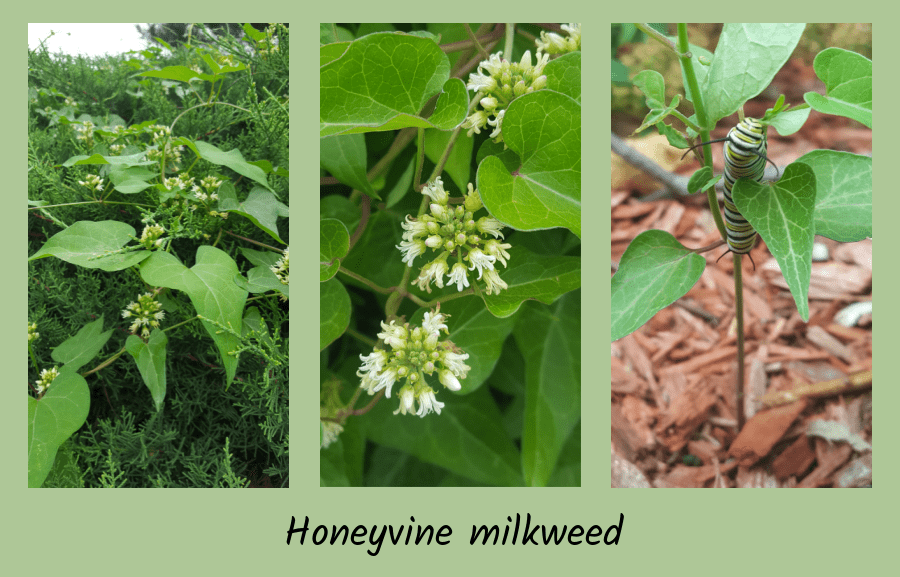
[
  {"left": 139, "top": 247, "right": 248, "bottom": 386},
  {"left": 320, "top": 194, "right": 361, "bottom": 235},
  {"left": 427, "top": 78, "right": 469, "bottom": 129},
  {"left": 217, "top": 183, "right": 288, "bottom": 243},
  {"left": 611, "top": 230, "right": 706, "bottom": 341},
  {"left": 108, "top": 165, "right": 156, "bottom": 194},
  {"left": 198, "top": 53, "right": 247, "bottom": 77},
  {"left": 320, "top": 218, "right": 350, "bottom": 282},
  {"left": 656, "top": 121, "right": 692, "bottom": 149},
  {"left": 175, "top": 138, "right": 274, "bottom": 192},
  {"left": 60, "top": 150, "right": 155, "bottom": 167},
  {"left": 686, "top": 166, "right": 717, "bottom": 195},
  {"left": 246, "top": 159, "right": 289, "bottom": 179},
  {"left": 766, "top": 107, "right": 811, "bottom": 137},
  {"left": 239, "top": 247, "right": 279, "bottom": 268},
  {"left": 514, "top": 291, "right": 581, "bottom": 487},
  {"left": 632, "top": 69, "right": 666, "bottom": 110},
  {"left": 804, "top": 47, "right": 872, "bottom": 128},
  {"left": 476, "top": 138, "right": 519, "bottom": 171},
  {"left": 51, "top": 317, "right": 114, "bottom": 373},
  {"left": 125, "top": 329, "right": 168, "bottom": 412},
  {"left": 363, "top": 385, "right": 524, "bottom": 486},
  {"left": 478, "top": 90, "right": 581, "bottom": 237},
  {"left": 320, "top": 278, "right": 351, "bottom": 350},
  {"left": 545, "top": 51, "right": 581, "bottom": 103},
  {"left": 234, "top": 266, "right": 288, "bottom": 299},
  {"left": 635, "top": 94, "right": 681, "bottom": 135},
  {"left": 319, "top": 134, "right": 377, "bottom": 198},
  {"left": 140, "top": 65, "right": 207, "bottom": 83},
  {"left": 481, "top": 248, "right": 580, "bottom": 318},
  {"left": 243, "top": 23, "right": 267, "bottom": 42},
  {"left": 28, "top": 369, "right": 90, "bottom": 488},
  {"left": 235, "top": 248, "right": 286, "bottom": 298},
  {"left": 320, "top": 32, "right": 457, "bottom": 137},
  {"left": 548, "top": 422, "right": 581, "bottom": 487},
  {"left": 42, "top": 440, "right": 85, "bottom": 488},
  {"left": 792, "top": 150, "right": 871, "bottom": 242},
  {"left": 733, "top": 163, "right": 817, "bottom": 320},
  {"left": 702, "top": 23, "right": 806, "bottom": 125},
  {"left": 28, "top": 221, "right": 150, "bottom": 271},
  {"left": 630, "top": 67, "right": 685, "bottom": 134}
]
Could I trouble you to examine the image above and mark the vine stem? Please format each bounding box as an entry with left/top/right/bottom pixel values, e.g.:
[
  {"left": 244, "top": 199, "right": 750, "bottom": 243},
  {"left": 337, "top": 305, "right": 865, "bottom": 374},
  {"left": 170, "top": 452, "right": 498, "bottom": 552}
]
[
  {"left": 733, "top": 253, "right": 746, "bottom": 431},
  {"left": 671, "top": 23, "right": 745, "bottom": 430},
  {"left": 674, "top": 24, "right": 727, "bottom": 241},
  {"left": 223, "top": 229, "right": 282, "bottom": 252}
]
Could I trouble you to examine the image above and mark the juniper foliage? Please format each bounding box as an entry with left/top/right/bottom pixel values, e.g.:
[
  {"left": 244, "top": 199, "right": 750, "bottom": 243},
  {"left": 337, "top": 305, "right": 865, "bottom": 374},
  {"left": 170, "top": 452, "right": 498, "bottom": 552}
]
[{"left": 29, "top": 24, "right": 289, "bottom": 488}]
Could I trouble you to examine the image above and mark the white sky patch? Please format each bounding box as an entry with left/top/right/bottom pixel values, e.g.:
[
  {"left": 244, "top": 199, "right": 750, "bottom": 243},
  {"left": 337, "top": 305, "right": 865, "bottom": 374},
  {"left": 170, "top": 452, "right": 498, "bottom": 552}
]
[{"left": 29, "top": 23, "right": 149, "bottom": 58}]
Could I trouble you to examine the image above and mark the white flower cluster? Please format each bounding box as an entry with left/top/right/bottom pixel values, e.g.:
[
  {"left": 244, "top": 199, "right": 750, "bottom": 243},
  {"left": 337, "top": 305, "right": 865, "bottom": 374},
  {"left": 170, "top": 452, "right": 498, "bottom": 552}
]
[
  {"left": 34, "top": 367, "right": 59, "bottom": 396},
  {"left": 535, "top": 23, "right": 581, "bottom": 55},
  {"left": 161, "top": 173, "right": 229, "bottom": 219},
  {"left": 28, "top": 322, "right": 39, "bottom": 343},
  {"left": 397, "top": 178, "right": 512, "bottom": 296},
  {"left": 75, "top": 121, "right": 95, "bottom": 147},
  {"left": 77, "top": 174, "right": 104, "bottom": 193},
  {"left": 162, "top": 173, "right": 195, "bottom": 192},
  {"left": 139, "top": 224, "right": 166, "bottom": 249},
  {"left": 357, "top": 310, "right": 471, "bottom": 417},
  {"left": 193, "top": 175, "right": 223, "bottom": 202},
  {"left": 462, "top": 50, "right": 549, "bottom": 142},
  {"left": 271, "top": 247, "right": 289, "bottom": 286},
  {"left": 147, "top": 124, "right": 184, "bottom": 164},
  {"left": 121, "top": 292, "right": 166, "bottom": 338},
  {"left": 257, "top": 24, "right": 282, "bottom": 58},
  {"left": 320, "top": 420, "right": 343, "bottom": 449}
]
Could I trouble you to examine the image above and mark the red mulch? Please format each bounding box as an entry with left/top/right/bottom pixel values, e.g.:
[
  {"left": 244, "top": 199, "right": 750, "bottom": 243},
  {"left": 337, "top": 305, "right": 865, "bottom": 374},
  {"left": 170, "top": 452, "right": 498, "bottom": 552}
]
[{"left": 611, "top": 67, "right": 872, "bottom": 488}]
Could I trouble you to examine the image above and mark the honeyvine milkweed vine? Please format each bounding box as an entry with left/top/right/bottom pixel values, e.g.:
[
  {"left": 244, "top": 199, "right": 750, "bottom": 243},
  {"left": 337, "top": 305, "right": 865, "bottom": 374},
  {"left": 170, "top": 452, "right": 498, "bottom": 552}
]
[
  {"left": 611, "top": 24, "right": 871, "bottom": 434},
  {"left": 28, "top": 23, "right": 289, "bottom": 488},
  {"left": 612, "top": 23, "right": 872, "bottom": 343},
  {"left": 320, "top": 23, "right": 582, "bottom": 487}
]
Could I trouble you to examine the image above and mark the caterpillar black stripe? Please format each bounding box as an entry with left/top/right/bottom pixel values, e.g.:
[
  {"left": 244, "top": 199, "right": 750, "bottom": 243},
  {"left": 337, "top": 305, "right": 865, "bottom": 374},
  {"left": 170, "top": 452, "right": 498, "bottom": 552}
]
[
  {"left": 721, "top": 118, "right": 768, "bottom": 255},
  {"left": 683, "top": 118, "right": 778, "bottom": 264}
]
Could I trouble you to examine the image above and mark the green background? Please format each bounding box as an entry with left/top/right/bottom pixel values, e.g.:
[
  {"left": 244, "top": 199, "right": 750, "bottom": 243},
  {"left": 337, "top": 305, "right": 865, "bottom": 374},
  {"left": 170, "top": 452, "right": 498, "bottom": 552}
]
[{"left": 6, "top": 11, "right": 890, "bottom": 576}]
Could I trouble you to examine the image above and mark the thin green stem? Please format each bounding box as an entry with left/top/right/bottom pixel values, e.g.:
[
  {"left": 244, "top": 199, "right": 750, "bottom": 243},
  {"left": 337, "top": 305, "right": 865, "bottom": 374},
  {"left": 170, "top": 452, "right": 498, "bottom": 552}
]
[
  {"left": 668, "top": 109, "right": 701, "bottom": 134},
  {"left": 163, "top": 315, "right": 202, "bottom": 333},
  {"left": 431, "top": 130, "right": 463, "bottom": 185},
  {"left": 415, "top": 128, "right": 426, "bottom": 193},
  {"left": 223, "top": 230, "right": 282, "bottom": 252},
  {"left": 28, "top": 341, "right": 40, "bottom": 376},
  {"left": 502, "top": 24, "right": 515, "bottom": 60},
  {"left": 28, "top": 200, "right": 155, "bottom": 210},
  {"left": 675, "top": 24, "right": 745, "bottom": 430},
  {"left": 676, "top": 24, "right": 726, "bottom": 241},
  {"left": 344, "top": 326, "right": 377, "bottom": 349},
  {"left": 337, "top": 267, "right": 393, "bottom": 295},
  {"left": 636, "top": 24, "right": 685, "bottom": 56},
  {"left": 367, "top": 129, "right": 417, "bottom": 185},
  {"left": 80, "top": 345, "right": 128, "bottom": 378},
  {"left": 733, "top": 253, "right": 746, "bottom": 431},
  {"left": 421, "top": 287, "right": 475, "bottom": 308},
  {"left": 462, "top": 23, "right": 490, "bottom": 62}
]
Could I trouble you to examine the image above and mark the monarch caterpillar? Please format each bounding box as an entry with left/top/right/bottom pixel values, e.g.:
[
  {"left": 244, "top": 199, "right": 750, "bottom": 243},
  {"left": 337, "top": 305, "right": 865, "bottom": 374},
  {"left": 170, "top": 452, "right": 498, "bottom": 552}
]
[{"left": 683, "top": 117, "right": 779, "bottom": 266}]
